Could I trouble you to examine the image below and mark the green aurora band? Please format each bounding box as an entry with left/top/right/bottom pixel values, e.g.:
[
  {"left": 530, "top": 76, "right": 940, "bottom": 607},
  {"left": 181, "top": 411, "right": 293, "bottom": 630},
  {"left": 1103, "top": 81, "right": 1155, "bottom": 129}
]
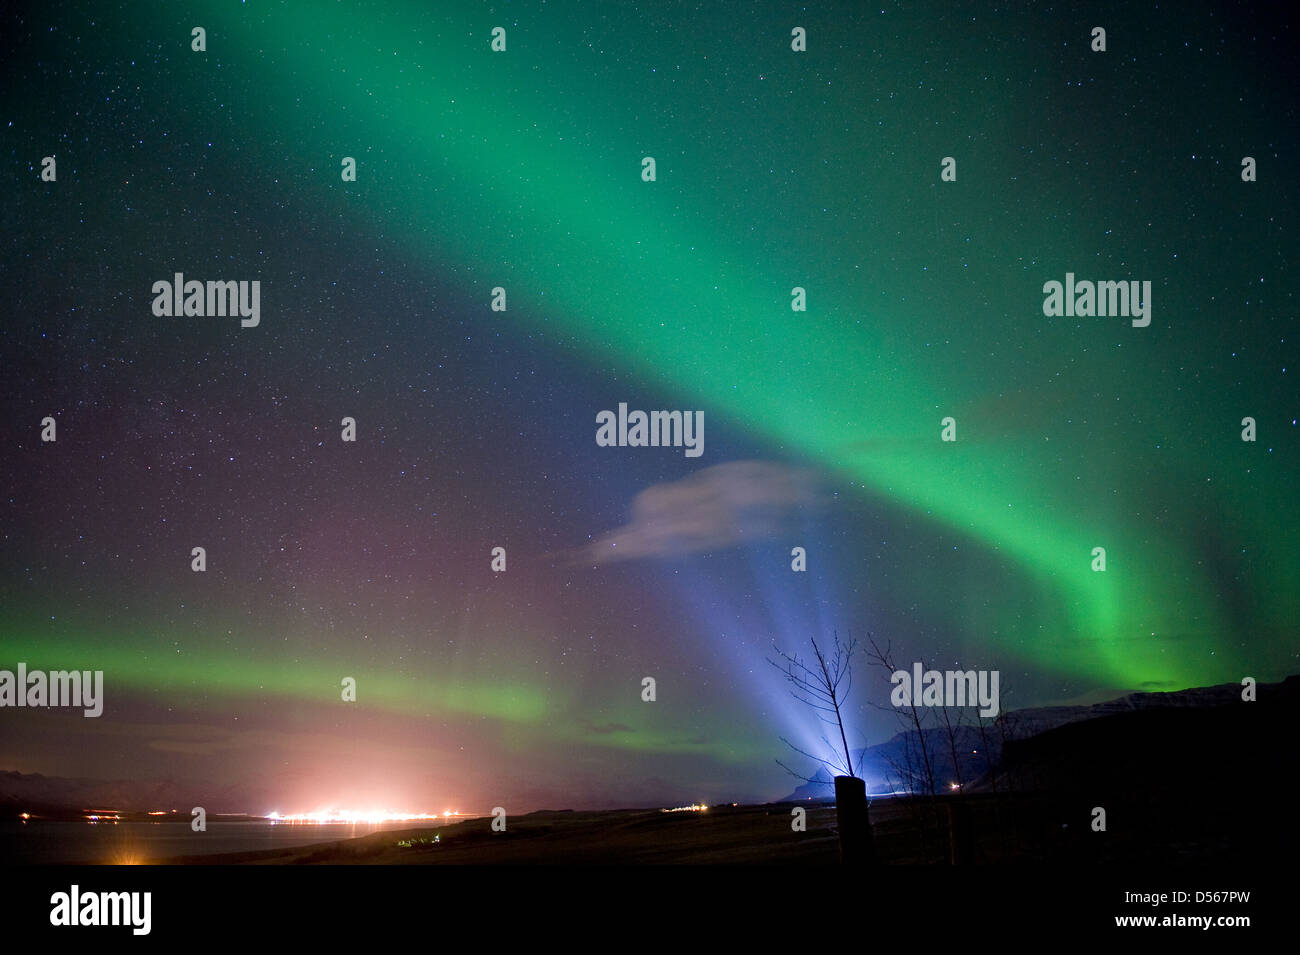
[{"left": 6, "top": 2, "right": 1294, "bottom": 735}]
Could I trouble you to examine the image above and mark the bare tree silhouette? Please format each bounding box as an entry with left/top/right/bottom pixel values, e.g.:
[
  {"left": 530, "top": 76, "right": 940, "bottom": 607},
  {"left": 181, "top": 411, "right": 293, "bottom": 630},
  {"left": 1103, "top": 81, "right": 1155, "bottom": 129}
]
[
  {"left": 768, "top": 631, "right": 859, "bottom": 781},
  {"left": 768, "top": 630, "right": 875, "bottom": 864}
]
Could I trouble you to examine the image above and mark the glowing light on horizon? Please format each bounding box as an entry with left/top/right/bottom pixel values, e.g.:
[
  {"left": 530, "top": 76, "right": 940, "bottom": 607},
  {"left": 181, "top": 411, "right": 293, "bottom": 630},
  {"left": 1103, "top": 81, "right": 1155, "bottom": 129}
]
[
  {"left": 265, "top": 809, "right": 465, "bottom": 824},
  {"left": 660, "top": 804, "right": 709, "bottom": 813}
]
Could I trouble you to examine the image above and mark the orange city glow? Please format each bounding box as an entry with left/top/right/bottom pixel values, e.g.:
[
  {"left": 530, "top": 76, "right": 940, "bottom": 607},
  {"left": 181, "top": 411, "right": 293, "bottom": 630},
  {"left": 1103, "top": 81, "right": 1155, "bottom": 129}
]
[{"left": 265, "top": 810, "right": 464, "bottom": 824}]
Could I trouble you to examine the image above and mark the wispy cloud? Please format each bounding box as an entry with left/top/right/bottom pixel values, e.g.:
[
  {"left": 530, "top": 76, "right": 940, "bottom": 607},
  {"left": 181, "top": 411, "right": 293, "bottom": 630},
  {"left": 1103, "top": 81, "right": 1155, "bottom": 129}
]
[{"left": 582, "top": 460, "right": 823, "bottom": 564}]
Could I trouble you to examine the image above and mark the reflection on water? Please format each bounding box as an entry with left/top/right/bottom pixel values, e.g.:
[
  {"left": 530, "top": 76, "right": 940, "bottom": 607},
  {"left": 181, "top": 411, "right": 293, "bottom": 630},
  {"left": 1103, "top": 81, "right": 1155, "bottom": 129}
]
[{"left": 1, "top": 820, "right": 422, "bottom": 864}]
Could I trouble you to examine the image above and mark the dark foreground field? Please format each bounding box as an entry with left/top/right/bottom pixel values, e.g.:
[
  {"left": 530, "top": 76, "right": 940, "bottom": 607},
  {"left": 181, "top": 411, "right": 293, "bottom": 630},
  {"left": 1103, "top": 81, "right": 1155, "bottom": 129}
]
[{"left": 149, "top": 784, "right": 1282, "bottom": 865}]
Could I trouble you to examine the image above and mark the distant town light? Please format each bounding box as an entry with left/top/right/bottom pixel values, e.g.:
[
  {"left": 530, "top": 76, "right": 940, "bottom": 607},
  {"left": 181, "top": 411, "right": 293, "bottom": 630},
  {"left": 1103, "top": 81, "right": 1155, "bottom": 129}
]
[{"left": 264, "top": 809, "right": 447, "bottom": 824}]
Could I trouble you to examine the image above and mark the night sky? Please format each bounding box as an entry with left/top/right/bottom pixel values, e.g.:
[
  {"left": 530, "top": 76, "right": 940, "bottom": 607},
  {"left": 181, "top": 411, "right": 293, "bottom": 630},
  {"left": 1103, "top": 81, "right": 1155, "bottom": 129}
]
[{"left": 2, "top": 0, "right": 1296, "bottom": 813}]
